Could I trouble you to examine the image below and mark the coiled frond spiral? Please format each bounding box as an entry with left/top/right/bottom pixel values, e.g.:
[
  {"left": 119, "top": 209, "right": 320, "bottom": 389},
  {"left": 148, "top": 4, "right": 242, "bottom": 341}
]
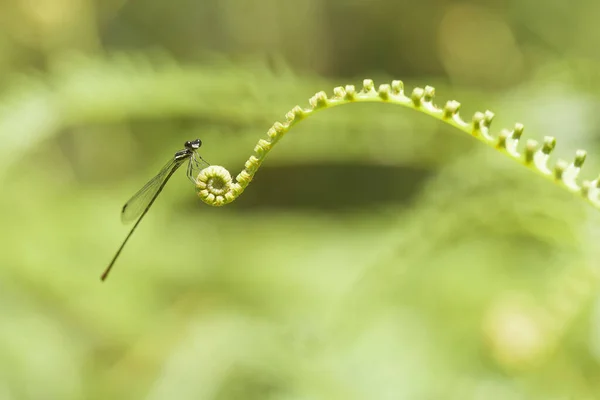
[{"left": 194, "top": 79, "right": 600, "bottom": 211}]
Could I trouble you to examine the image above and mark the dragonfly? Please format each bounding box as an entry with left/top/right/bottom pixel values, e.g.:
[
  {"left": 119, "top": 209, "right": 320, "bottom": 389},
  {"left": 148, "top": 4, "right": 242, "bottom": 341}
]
[{"left": 101, "top": 139, "right": 208, "bottom": 281}]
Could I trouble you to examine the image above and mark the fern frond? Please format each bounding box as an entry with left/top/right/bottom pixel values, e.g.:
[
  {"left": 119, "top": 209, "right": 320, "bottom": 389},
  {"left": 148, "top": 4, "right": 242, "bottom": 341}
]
[{"left": 194, "top": 79, "right": 600, "bottom": 212}]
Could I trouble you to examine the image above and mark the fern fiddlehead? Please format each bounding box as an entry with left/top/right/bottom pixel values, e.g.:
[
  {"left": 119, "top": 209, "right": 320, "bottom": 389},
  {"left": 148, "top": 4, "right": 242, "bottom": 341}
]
[{"left": 194, "top": 79, "right": 600, "bottom": 210}]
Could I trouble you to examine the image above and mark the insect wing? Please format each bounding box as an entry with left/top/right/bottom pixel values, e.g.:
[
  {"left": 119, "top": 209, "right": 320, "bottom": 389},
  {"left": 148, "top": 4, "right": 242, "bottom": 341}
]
[{"left": 120, "top": 158, "right": 181, "bottom": 224}]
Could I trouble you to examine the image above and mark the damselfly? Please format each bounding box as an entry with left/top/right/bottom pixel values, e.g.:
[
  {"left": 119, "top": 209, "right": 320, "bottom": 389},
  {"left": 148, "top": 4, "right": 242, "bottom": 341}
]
[{"left": 101, "top": 139, "right": 208, "bottom": 281}]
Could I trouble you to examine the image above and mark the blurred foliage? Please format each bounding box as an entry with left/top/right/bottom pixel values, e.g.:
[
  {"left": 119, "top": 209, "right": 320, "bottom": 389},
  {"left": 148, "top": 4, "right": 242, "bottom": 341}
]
[{"left": 1, "top": 0, "right": 600, "bottom": 399}]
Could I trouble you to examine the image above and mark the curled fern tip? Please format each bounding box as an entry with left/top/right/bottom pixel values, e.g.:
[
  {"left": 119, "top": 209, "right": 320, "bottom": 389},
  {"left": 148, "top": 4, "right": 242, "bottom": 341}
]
[{"left": 194, "top": 79, "right": 600, "bottom": 212}]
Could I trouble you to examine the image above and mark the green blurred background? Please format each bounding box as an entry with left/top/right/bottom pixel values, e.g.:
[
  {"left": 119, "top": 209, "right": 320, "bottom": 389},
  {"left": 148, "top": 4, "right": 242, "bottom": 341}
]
[{"left": 2, "top": 0, "right": 600, "bottom": 399}]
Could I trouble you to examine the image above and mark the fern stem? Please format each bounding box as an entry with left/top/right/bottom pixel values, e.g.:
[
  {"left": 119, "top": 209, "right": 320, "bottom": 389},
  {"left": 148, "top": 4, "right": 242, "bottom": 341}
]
[{"left": 194, "top": 79, "right": 600, "bottom": 210}]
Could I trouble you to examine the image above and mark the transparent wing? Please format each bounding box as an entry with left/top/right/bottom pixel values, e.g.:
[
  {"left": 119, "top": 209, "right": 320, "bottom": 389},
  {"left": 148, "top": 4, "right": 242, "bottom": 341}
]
[
  {"left": 120, "top": 158, "right": 184, "bottom": 224},
  {"left": 186, "top": 152, "right": 210, "bottom": 183}
]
